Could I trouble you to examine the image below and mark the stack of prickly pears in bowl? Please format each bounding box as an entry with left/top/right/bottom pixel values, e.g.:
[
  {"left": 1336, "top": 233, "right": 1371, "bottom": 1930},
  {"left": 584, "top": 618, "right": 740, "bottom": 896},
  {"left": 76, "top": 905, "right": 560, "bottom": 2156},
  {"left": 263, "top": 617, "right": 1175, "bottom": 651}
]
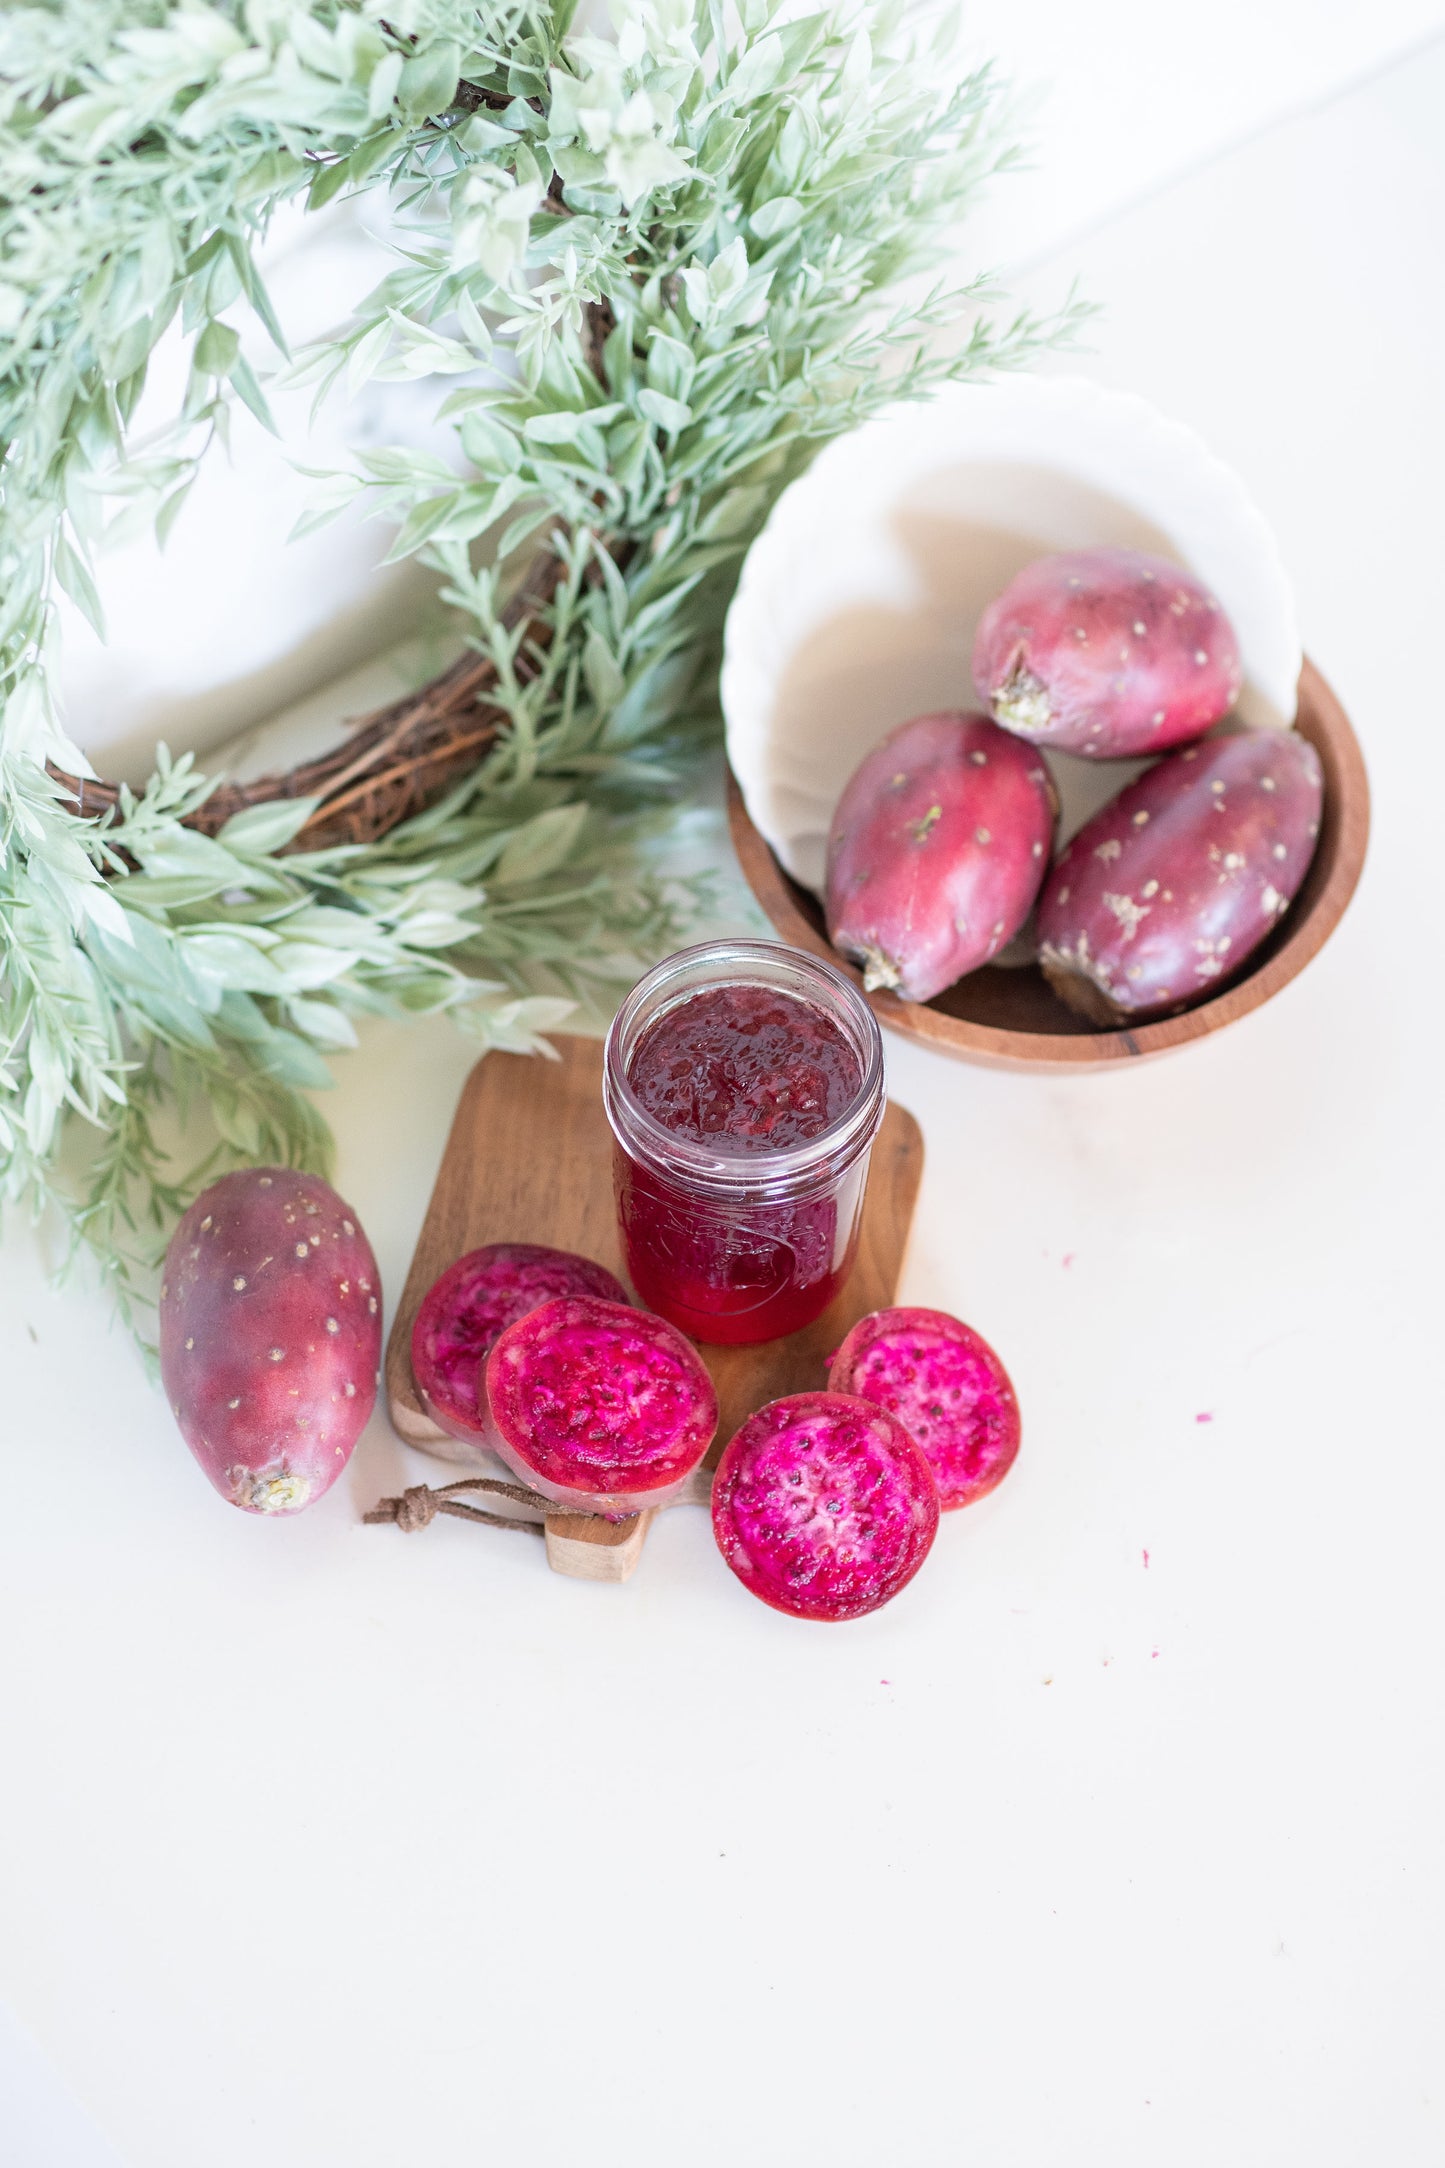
[
  {"left": 827, "top": 545, "right": 1324, "bottom": 1029},
  {"left": 722, "top": 377, "right": 1368, "bottom": 1069}
]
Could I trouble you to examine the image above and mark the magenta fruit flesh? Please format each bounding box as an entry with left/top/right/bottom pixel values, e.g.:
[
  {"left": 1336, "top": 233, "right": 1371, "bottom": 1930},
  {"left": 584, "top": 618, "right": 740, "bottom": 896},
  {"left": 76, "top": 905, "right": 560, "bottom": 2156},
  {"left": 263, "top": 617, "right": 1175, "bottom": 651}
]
[
  {"left": 411, "top": 1243, "right": 627, "bottom": 1445},
  {"left": 1037, "top": 725, "right": 1324, "bottom": 1022},
  {"left": 825, "top": 711, "right": 1057, "bottom": 1002},
  {"left": 827, "top": 1307, "right": 1020, "bottom": 1511},
  {"left": 159, "top": 1168, "right": 381, "bottom": 1514},
  {"left": 973, "top": 546, "right": 1243, "bottom": 758},
  {"left": 711, "top": 1392, "right": 940, "bottom": 1622},
  {"left": 483, "top": 1295, "right": 718, "bottom": 1517}
]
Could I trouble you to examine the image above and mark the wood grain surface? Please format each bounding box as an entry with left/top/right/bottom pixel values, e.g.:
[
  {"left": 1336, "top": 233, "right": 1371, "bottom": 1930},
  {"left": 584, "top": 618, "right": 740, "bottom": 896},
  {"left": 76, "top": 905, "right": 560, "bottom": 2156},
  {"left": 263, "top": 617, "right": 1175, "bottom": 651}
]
[
  {"left": 384, "top": 1034, "right": 923, "bottom": 1581},
  {"left": 728, "top": 657, "right": 1369, "bottom": 1071}
]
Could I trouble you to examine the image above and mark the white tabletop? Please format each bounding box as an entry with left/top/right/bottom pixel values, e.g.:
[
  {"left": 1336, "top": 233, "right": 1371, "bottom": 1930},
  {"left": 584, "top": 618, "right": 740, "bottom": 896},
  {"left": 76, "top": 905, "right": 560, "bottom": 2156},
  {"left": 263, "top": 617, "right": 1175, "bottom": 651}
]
[{"left": 4, "top": 16, "right": 1444, "bottom": 2166}]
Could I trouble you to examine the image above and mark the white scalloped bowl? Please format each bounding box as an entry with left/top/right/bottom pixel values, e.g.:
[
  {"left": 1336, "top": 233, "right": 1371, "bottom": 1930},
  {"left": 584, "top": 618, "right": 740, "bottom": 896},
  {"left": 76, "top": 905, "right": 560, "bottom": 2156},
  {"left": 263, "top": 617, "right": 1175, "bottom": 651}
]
[
  {"left": 723, "top": 372, "right": 1302, "bottom": 897},
  {"left": 716, "top": 373, "right": 1372, "bottom": 1071}
]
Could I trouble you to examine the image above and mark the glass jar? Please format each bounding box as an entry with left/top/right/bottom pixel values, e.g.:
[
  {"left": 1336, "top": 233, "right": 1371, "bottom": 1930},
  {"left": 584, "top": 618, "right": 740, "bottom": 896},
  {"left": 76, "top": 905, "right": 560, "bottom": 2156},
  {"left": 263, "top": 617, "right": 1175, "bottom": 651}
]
[{"left": 603, "top": 940, "right": 886, "bottom": 1345}]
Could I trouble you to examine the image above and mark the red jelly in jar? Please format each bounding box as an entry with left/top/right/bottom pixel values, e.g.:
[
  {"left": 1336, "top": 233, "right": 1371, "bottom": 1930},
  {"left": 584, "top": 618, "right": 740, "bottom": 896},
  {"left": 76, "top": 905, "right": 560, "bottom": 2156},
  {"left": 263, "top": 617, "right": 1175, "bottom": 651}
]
[{"left": 604, "top": 942, "right": 885, "bottom": 1345}]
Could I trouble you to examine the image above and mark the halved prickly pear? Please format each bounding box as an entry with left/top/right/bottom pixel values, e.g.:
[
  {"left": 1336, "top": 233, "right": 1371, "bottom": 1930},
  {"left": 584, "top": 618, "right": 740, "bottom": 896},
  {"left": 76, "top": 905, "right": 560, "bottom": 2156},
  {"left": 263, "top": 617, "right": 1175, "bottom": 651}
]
[
  {"left": 973, "top": 546, "right": 1243, "bottom": 757},
  {"left": 483, "top": 1295, "right": 718, "bottom": 1518},
  {"left": 411, "top": 1243, "right": 627, "bottom": 1445},
  {"left": 825, "top": 711, "right": 1056, "bottom": 1001},
  {"left": 159, "top": 1168, "right": 381, "bottom": 1515},
  {"left": 711, "top": 1392, "right": 939, "bottom": 1621},
  {"left": 827, "top": 1307, "right": 1020, "bottom": 1510},
  {"left": 1037, "top": 725, "right": 1323, "bottom": 1022}
]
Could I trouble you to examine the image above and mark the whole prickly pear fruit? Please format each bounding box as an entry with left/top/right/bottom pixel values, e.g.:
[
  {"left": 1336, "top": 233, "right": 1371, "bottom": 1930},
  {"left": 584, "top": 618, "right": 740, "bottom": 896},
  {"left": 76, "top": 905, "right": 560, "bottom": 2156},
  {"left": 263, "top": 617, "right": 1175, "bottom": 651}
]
[
  {"left": 1037, "top": 727, "right": 1323, "bottom": 1022},
  {"left": 825, "top": 712, "right": 1056, "bottom": 1002},
  {"left": 160, "top": 1168, "right": 381, "bottom": 1514},
  {"left": 973, "top": 546, "right": 1243, "bottom": 757}
]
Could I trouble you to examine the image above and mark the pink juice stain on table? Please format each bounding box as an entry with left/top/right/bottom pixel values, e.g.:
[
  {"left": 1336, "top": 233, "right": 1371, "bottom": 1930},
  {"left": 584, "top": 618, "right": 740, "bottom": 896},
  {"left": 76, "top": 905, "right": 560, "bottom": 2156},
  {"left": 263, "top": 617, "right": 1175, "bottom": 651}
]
[{"left": 616, "top": 982, "right": 869, "bottom": 1344}]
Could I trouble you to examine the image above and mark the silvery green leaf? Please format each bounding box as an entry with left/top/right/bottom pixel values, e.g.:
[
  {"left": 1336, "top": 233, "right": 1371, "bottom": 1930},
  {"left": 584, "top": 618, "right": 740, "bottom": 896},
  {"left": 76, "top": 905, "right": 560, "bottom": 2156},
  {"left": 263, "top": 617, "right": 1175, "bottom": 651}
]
[
  {"left": 726, "top": 32, "right": 784, "bottom": 102},
  {"left": 54, "top": 536, "right": 105, "bottom": 638},
  {"left": 750, "top": 195, "right": 804, "bottom": 239},
  {"left": 493, "top": 803, "right": 588, "bottom": 884},
  {"left": 285, "top": 997, "right": 359, "bottom": 1051},
  {"left": 217, "top": 799, "right": 321, "bottom": 856},
  {"left": 582, "top": 629, "right": 625, "bottom": 709},
  {"left": 637, "top": 387, "right": 692, "bottom": 433}
]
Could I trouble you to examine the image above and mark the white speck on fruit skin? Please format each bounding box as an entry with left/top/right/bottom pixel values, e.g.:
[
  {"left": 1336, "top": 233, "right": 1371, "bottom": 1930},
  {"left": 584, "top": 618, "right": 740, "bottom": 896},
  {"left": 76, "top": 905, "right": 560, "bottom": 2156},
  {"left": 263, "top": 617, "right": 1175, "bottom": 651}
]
[
  {"left": 228, "top": 1397, "right": 241, "bottom": 1410},
  {"left": 1261, "top": 776, "right": 1275, "bottom": 791},
  {"left": 969, "top": 750, "right": 987, "bottom": 766},
  {"left": 1103, "top": 891, "right": 1150, "bottom": 941},
  {"left": 340, "top": 1281, "right": 350, "bottom": 1296},
  {"left": 1194, "top": 650, "right": 1208, "bottom": 665},
  {"left": 368, "top": 1297, "right": 378, "bottom": 1315},
  {"left": 1152, "top": 710, "right": 1166, "bottom": 727},
  {"left": 1032, "top": 841, "right": 1043, "bottom": 858},
  {"left": 184, "top": 1337, "right": 194, "bottom": 1351},
  {"left": 295, "top": 1244, "right": 309, "bottom": 1259},
  {"left": 1074, "top": 627, "right": 1088, "bottom": 642},
  {"left": 269, "top": 1347, "right": 285, "bottom": 1363},
  {"left": 1182, "top": 748, "right": 1199, "bottom": 762},
  {"left": 1262, "top": 884, "right": 1286, "bottom": 914},
  {"left": 1273, "top": 843, "right": 1288, "bottom": 860},
  {"left": 1132, "top": 622, "right": 1146, "bottom": 637},
  {"left": 1222, "top": 852, "right": 1245, "bottom": 871},
  {"left": 201, "top": 1216, "right": 212, "bottom": 1231},
  {"left": 344, "top": 1382, "right": 356, "bottom": 1399},
  {"left": 975, "top": 827, "right": 990, "bottom": 845},
  {"left": 992, "top": 920, "right": 1005, "bottom": 939},
  {"left": 326, "top": 1318, "right": 339, "bottom": 1336},
  {"left": 1132, "top": 810, "right": 1150, "bottom": 826},
  {"left": 1211, "top": 780, "right": 1225, "bottom": 794},
  {"left": 343, "top": 1219, "right": 355, "bottom": 1235},
  {"left": 1057, "top": 885, "right": 1070, "bottom": 904},
  {"left": 1094, "top": 839, "right": 1122, "bottom": 862},
  {"left": 232, "top": 1277, "right": 246, "bottom": 1292},
  {"left": 1142, "top": 880, "right": 1159, "bottom": 899}
]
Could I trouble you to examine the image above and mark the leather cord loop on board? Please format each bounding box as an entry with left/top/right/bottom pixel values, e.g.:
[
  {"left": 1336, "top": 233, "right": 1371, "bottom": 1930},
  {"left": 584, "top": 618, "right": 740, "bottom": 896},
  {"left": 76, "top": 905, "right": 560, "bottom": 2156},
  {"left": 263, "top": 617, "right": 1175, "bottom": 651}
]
[{"left": 364, "top": 1477, "right": 552, "bottom": 1536}]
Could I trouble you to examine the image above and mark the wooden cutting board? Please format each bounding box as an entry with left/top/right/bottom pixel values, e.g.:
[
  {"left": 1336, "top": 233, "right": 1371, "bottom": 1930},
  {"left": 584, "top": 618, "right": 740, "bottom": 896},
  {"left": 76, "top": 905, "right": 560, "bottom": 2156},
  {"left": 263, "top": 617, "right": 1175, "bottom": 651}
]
[{"left": 384, "top": 1034, "right": 923, "bottom": 1581}]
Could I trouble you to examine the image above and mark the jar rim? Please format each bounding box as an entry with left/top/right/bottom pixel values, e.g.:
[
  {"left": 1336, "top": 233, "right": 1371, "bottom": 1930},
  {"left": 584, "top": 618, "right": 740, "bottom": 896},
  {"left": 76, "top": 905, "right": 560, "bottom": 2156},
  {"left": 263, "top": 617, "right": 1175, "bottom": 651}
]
[{"left": 603, "top": 939, "right": 886, "bottom": 1197}]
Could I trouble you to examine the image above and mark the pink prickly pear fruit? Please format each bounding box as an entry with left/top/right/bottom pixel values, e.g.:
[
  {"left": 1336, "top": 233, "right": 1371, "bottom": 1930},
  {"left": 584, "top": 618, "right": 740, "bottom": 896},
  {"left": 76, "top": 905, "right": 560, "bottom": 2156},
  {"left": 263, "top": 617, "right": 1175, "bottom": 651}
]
[
  {"left": 159, "top": 1168, "right": 382, "bottom": 1514},
  {"left": 973, "top": 546, "right": 1243, "bottom": 757},
  {"left": 411, "top": 1243, "right": 627, "bottom": 1448},
  {"left": 825, "top": 712, "right": 1057, "bottom": 1001},
  {"left": 1037, "top": 726, "right": 1323, "bottom": 1023},
  {"left": 711, "top": 1392, "right": 939, "bottom": 1622},
  {"left": 483, "top": 1295, "right": 718, "bottom": 1518},
  {"left": 827, "top": 1307, "right": 1020, "bottom": 1511}
]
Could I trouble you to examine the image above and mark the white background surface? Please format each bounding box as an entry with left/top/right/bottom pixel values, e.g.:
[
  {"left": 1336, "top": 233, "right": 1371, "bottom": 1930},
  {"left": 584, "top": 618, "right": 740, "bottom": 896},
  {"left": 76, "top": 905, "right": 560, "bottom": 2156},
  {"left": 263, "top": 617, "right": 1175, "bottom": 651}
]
[{"left": 5, "top": 10, "right": 1445, "bottom": 2165}]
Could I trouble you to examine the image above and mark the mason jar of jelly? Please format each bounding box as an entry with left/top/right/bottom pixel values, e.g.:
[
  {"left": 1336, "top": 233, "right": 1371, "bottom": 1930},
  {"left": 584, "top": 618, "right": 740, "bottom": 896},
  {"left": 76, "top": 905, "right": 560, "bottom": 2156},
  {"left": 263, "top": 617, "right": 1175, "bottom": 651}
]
[{"left": 603, "top": 941, "right": 885, "bottom": 1346}]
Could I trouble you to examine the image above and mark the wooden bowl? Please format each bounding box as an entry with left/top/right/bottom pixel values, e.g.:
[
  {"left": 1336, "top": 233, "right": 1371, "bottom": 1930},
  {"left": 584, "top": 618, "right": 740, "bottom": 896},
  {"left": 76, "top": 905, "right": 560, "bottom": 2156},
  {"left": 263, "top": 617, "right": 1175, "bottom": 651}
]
[{"left": 728, "top": 658, "right": 1369, "bottom": 1072}]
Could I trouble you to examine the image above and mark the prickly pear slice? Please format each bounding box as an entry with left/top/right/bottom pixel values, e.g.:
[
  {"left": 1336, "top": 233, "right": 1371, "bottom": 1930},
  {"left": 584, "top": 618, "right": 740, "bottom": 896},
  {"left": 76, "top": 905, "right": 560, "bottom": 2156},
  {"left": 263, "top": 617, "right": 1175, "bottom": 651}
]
[
  {"left": 483, "top": 1295, "right": 718, "bottom": 1518},
  {"left": 825, "top": 711, "right": 1056, "bottom": 1001},
  {"left": 826, "top": 1307, "right": 1020, "bottom": 1511},
  {"left": 411, "top": 1244, "right": 627, "bottom": 1445},
  {"left": 1037, "top": 725, "right": 1323, "bottom": 1022},
  {"left": 711, "top": 1392, "right": 940, "bottom": 1621},
  {"left": 973, "top": 546, "right": 1243, "bottom": 757},
  {"left": 159, "top": 1168, "right": 381, "bottom": 1515}
]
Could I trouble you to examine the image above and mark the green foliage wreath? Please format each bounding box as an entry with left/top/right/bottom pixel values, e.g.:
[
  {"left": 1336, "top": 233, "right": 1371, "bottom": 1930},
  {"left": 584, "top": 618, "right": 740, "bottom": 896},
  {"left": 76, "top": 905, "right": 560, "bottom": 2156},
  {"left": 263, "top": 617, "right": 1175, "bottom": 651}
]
[{"left": 0, "top": 0, "right": 1071, "bottom": 1334}]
